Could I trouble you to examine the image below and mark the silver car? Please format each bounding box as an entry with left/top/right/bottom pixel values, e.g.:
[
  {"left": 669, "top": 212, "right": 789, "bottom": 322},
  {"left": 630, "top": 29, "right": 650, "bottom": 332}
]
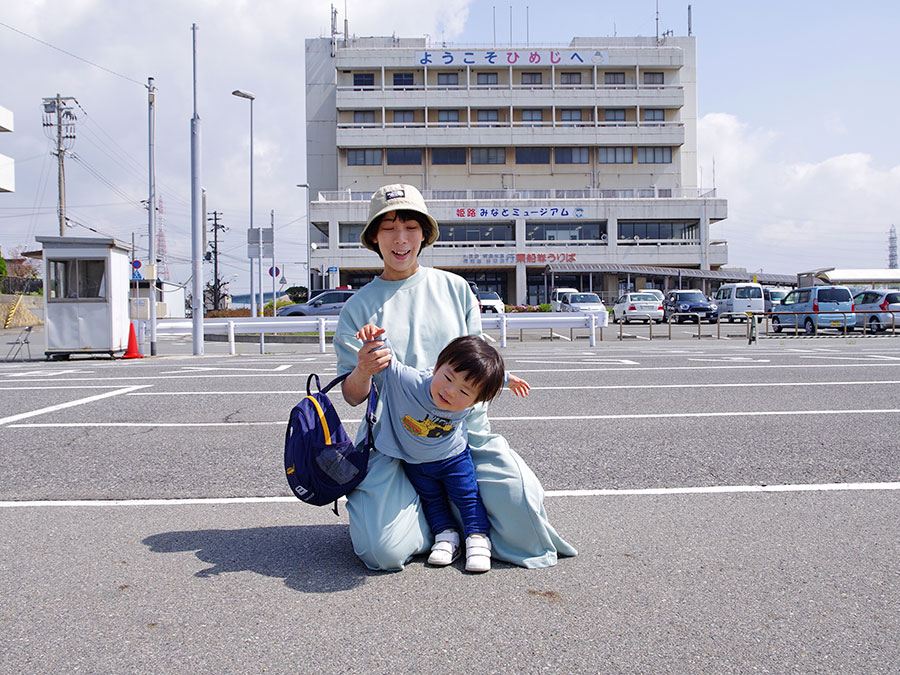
[
  {"left": 559, "top": 292, "right": 606, "bottom": 314},
  {"left": 612, "top": 292, "right": 664, "bottom": 323},
  {"left": 852, "top": 289, "right": 900, "bottom": 333},
  {"left": 277, "top": 289, "right": 356, "bottom": 316}
]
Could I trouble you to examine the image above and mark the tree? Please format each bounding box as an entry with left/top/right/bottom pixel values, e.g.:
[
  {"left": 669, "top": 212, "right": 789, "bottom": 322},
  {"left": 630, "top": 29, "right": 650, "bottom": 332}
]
[
  {"left": 286, "top": 285, "right": 308, "bottom": 303},
  {"left": 204, "top": 277, "right": 231, "bottom": 312},
  {"left": 0, "top": 246, "right": 7, "bottom": 277}
]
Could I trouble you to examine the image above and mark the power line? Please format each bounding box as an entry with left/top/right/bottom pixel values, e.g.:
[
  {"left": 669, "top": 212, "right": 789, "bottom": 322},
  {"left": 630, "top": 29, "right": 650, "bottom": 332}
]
[{"left": 0, "top": 20, "right": 146, "bottom": 87}]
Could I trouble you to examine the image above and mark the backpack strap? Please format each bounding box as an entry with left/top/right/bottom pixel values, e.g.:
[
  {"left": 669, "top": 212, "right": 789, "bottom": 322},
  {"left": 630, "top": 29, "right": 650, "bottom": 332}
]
[{"left": 313, "top": 371, "right": 379, "bottom": 515}]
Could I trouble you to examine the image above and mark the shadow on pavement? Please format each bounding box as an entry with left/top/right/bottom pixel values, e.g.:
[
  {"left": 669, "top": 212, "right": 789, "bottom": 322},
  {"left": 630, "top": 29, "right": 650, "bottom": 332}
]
[{"left": 143, "top": 523, "right": 372, "bottom": 592}]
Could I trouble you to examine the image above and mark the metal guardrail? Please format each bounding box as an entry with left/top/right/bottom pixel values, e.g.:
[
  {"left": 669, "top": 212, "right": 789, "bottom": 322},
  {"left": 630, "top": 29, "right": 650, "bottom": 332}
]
[
  {"left": 140, "top": 317, "right": 339, "bottom": 355},
  {"left": 481, "top": 312, "right": 608, "bottom": 347},
  {"left": 139, "top": 309, "right": 899, "bottom": 355},
  {"left": 144, "top": 313, "right": 611, "bottom": 354},
  {"left": 766, "top": 311, "right": 855, "bottom": 337},
  {"left": 846, "top": 310, "right": 898, "bottom": 335}
]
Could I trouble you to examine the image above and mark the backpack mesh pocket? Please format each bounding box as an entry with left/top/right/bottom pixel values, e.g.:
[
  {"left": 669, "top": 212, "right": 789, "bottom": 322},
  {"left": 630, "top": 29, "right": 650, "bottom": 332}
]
[{"left": 313, "top": 440, "right": 361, "bottom": 485}]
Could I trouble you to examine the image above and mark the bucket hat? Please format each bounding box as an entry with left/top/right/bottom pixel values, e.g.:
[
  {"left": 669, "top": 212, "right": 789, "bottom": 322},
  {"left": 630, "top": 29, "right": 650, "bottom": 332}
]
[{"left": 360, "top": 184, "right": 439, "bottom": 252}]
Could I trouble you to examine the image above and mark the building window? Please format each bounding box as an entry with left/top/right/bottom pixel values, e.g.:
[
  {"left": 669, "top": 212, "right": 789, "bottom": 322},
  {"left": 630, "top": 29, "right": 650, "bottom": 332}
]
[
  {"left": 471, "top": 147, "right": 506, "bottom": 164},
  {"left": 555, "top": 147, "right": 589, "bottom": 164},
  {"left": 393, "top": 72, "right": 414, "bottom": 88},
  {"left": 393, "top": 110, "right": 415, "bottom": 124},
  {"left": 643, "top": 109, "right": 665, "bottom": 122},
  {"left": 515, "top": 147, "right": 551, "bottom": 164},
  {"left": 477, "top": 109, "right": 499, "bottom": 123},
  {"left": 347, "top": 149, "right": 382, "bottom": 166},
  {"left": 386, "top": 148, "right": 422, "bottom": 165},
  {"left": 47, "top": 259, "right": 107, "bottom": 300},
  {"left": 521, "top": 72, "right": 542, "bottom": 85},
  {"left": 522, "top": 109, "right": 543, "bottom": 123},
  {"left": 339, "top": 223, "right": 365, "bottom": 243},
  {"left": 597, "top": 147, "right": 633, "bottom": 164},
  {"left": 619, "top": 221, "right": 695, "bottom": 240},
  {"left": 604, "top": 72, "right": 625, "bottom": 85},
  {"left": 476, "top": 72, "right": 498, "bottom": 86},
  {"left": 353, "top": 73, "right": 375, "bottom": 89},
  {"left": 605, "top": 109, "right": 626, "bottom": 122},
  {"left": 353, "top": 110, "right": 375, "bottom": 124},
  {"left": 437, "top": 72, "right": 459, "bottom": 87},
  {"left": 440, "top": 223, "right": 514, "bottom": 243},
  {"left": 437, "top": 109, "right": 459, "bottom": 124},
  {"left": 560, "top": 72, "right": 582, "bottom": 85},
  {"left": 643, "top": 71, "right": 664, "bottom": 85},
  {"left": 432, "top": 148, "right": 466, "bottom": 165},
  {"left": 637, "top": 146, "right": 672, "bottom": 163},
  {"left": 560, "top": 109, "right": 582, "bottom": 122},
  {"left": 526, "top": 222, "right": 605, "bottom": 242}
]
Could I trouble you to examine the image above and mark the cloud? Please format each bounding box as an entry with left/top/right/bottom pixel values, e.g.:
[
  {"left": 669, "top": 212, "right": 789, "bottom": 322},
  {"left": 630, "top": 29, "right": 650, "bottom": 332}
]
[
  {"left": 699, "top": 113, "right": 900, "bottom": 274},
  {"left": 0, "top": 1, "right": 475, "bottom": 291}
]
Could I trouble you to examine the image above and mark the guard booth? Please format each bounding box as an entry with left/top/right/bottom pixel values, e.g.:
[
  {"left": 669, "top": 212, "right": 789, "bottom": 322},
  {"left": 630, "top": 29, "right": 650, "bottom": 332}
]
[{"left": 37, "top": 236, "right": 131, "bottom": 359}]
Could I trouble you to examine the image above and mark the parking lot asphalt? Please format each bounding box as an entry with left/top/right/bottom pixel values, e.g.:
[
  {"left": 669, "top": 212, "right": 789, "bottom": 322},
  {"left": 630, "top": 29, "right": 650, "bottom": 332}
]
[{"left": 2, "top": 329, "right": 899, "bottom": 673}]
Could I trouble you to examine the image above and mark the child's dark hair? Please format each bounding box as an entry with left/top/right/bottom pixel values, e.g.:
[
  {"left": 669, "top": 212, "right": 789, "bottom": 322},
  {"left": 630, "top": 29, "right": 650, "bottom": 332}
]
[{"left": 434, "top": 335, "right": 505, "bottom": 404}]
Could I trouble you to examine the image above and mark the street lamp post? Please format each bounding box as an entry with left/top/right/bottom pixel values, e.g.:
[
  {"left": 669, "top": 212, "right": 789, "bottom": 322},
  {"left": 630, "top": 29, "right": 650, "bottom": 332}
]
[
  {"left": 231, "top": 89, "right": 258, "bottom": 317},
  {"left": 296, "top": 183, "right": 310, "bottom": 295}
]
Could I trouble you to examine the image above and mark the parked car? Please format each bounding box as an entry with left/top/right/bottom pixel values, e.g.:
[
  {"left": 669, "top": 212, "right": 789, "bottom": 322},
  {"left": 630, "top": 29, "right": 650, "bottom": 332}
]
[
  {"left": 763, "top": 287, "right": 790, "bottom": 313},
  {"left": 612, "top": 292, "right": 664, "bottom": 323},
  {"left": 663, "top": 289, "right": 718, "bottom": 323},
  {"left": 713, "top": 283, "right": 764, "bottom": 321},
  {"left": 277, "top": 289, "right": 356, "bottom": 316},
  {"left": 639, "top": 288, "right": 665, "bottom": 302},
  {"left": 550, "top": 287, "right": 580, "bottom": 312},
  {"left": 477, "top": 291, "right": 506, "bottom": 314},
  {"left": 771, "top": 285, "right": 856, "bottom": 335},
  {"left": 852, "top": 289, "right": 900, "bottom": 333},
  {"left": 559, "top": 292, "right": 606, "bottom": 313}
]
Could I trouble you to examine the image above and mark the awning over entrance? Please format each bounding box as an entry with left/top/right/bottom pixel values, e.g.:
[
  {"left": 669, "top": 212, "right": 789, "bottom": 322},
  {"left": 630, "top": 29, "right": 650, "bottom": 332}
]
[
  {"left": 803, "top": 268, "right": 900, "bottom": 286},
  {"left": 544, "top": 263, "right": 795, "bottom": 286}
]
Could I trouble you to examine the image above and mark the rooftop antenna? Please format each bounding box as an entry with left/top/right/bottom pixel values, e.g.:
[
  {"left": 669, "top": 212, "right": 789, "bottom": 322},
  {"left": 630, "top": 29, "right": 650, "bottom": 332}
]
[
  {"left": 493, "top": 6, "right": 496, "bottom": 47},
  {"left": 655, "top": 0, "right": 660, "bottom": 44},
  {"left": 330, "top": 4, "right": 337, "bottom": 56},
  {"left": 343, "top": 0, "right": 349, "bottom": 46},
  {"left": 526, "top": 6, "right": 529, "bottom": 47},
  {"left": 688, "top": 4, "right": 693, "bottom": 36}
]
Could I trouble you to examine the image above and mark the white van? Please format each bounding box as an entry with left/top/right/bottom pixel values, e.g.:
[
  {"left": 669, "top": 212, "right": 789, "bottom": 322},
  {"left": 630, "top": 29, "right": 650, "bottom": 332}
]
[
  {"left": 713, "top": 283, "right": 764, "bottom": 321},
  {"left": 550, "top": 287, "right": 579, "bottom": 312}
]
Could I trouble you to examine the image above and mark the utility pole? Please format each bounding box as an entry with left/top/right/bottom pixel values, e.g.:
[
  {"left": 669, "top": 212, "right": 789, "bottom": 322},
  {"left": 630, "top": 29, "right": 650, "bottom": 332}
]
[
  {"left": 207, "top": 210, "right": 226, "bottom": 310},
  {"left": 41, "top": 94, "right": 77, "bottom": 236},
  {"left": 147, "top": 78, "right": 158, "bottom": 355}
]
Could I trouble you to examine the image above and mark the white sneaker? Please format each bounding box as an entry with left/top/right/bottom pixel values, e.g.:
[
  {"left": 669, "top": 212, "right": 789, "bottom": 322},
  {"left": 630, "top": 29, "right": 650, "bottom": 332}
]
[
  {"left": 465, "top": 534, "right": 492, "bottom": 573},
  {"left": 427, "top": 529, "right": 460, "bottom": 566}
]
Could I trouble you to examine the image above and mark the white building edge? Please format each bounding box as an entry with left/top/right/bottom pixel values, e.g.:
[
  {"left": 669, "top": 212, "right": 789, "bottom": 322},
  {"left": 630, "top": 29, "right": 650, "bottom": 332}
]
[
  {"left": 0, "top": 105, "right": 14, "bottom": 194},
  {"left": 305, "top": 32, "right": 753, "bottom": 305}
]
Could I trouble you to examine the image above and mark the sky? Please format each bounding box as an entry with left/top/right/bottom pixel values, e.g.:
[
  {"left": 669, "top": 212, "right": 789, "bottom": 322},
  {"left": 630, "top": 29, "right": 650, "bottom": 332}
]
[{"left": 1, "top": 0, "right": 898, "bottom": 294}]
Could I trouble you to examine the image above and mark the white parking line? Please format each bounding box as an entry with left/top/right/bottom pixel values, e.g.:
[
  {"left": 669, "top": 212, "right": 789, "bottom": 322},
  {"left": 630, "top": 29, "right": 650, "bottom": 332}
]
[
  {"left": 10, "top": 406, "right": 900, "bottom": 429},
  {"left": 0, "top": 386, "right": 150, "bottom": 426},
  {"left": 2, "top": 481, "right": 898, "bottom": 508},
  {"left": 489, "top": 409, "right": 900, "bottom": 421},
  {"left": 119, "top": 379, "right": 900, "bottom": 395}
]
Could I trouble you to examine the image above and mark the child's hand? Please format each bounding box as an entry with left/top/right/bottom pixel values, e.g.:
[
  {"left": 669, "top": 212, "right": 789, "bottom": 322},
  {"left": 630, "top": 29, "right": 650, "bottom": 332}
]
[
  {"left": 507, "top": 374, "right": 530, "bottom": 397},
  {"left": 356, "top": 323, "right": 385, "bottom": 343}
]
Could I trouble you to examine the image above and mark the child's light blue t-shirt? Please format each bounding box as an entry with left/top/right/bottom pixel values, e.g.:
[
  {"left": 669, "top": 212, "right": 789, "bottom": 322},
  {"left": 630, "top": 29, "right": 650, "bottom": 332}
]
[{"left": 375, "top": 353, "right": 470, "bottom": 464}]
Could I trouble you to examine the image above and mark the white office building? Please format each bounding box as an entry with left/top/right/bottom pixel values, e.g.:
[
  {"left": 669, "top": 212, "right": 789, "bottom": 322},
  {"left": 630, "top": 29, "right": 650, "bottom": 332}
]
[{"left": 305, "top": 32, "right": 730, "bottom": 305}]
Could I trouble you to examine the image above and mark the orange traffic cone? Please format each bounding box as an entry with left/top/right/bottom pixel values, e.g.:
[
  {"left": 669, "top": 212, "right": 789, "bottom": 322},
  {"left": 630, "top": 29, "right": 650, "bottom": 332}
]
[{"left": 122, "top": 322, "right": 144, "bottom": 359}]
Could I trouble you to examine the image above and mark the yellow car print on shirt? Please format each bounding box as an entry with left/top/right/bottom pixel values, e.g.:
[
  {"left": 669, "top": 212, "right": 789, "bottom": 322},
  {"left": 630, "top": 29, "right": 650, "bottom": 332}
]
[{"left": 402, "top": 414, "right": 453, "bottom": 438}]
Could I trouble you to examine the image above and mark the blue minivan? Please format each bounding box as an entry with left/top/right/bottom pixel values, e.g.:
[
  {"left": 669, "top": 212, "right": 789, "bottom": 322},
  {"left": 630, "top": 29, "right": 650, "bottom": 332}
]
[{"left": 771, "top": 285, "right": 856, "bottom": 335}]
